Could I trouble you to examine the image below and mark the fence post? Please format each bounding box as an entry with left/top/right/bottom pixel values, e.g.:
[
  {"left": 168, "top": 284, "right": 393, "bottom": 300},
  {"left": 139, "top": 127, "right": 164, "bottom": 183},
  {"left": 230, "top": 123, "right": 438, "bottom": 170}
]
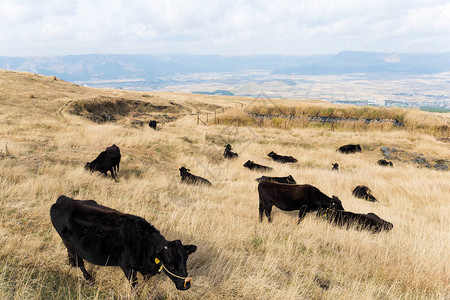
[{"left": 197, "top": 111, "right": 199, "bottom": 125}]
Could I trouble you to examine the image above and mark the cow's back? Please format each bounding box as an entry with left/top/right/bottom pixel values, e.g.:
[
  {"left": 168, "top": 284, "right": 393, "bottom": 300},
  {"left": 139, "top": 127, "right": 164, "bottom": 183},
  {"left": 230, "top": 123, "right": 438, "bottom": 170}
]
[{"left": 258, "top": 182, "right": 330, "bottom": 210}]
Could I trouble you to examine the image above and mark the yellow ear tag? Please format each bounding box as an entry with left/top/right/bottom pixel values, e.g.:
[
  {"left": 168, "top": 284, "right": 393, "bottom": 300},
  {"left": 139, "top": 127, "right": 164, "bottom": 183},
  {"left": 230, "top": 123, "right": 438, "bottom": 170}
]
[{"left": 154, "top": 258, "right": 160, "bottom": 264}]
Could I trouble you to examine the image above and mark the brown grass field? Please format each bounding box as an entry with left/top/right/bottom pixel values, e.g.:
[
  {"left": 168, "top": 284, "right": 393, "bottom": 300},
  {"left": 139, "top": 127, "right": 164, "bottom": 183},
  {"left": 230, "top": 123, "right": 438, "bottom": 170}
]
[{"left": 0, "top": 70, "right": 449, "bottom": 299}]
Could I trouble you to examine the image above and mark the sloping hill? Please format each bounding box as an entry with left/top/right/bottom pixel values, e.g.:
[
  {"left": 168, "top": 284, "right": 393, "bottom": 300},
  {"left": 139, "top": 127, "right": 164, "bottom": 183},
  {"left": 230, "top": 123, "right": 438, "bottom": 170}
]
[{"left": 0, "top": 70, "right": 449, "bottom": 299}]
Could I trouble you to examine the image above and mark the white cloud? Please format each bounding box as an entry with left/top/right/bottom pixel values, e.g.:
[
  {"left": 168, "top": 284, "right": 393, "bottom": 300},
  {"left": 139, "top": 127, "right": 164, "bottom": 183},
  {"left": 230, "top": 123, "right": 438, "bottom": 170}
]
[{"left": 0, "top": 0, "right": 449, "bottom": 56}]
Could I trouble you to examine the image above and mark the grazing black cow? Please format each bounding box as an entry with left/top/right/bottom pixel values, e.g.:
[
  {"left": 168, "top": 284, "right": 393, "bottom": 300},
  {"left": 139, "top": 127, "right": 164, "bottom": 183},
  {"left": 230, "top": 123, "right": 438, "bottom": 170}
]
[
  {"left": 337, "top": 144, "right": 362, "bottom": 154},
  {"left": 179, "top": 167, "right": 212, "bottom": 186},
  {"left": 256, "top": 175, "right": 296, "bottom": 184},
  {"left": 85, "top": 150, "right": 115, "bottom": 179},
  {"left": 377, "top": 159, "right": 393, "bottom": 167},
  {"left": 149, "top": 120, "right": 157, "bottom": 130},
  {"left": 267, "top": 151, "right": 297, "bottom": 163},
  {"left": 352, "top": 185, "right": 377, "bottom": 202},
  {"left": 331, "top": 163, "right": 339, "bottom": 171},
  {"left": 258, "top": 181, "right": 344, "bottom": 224},
  {"left": 50, "top": 195, "right": 197, "bottom": 290},
  {"left": 317, "top": 209, "right": 393, "bottom": 233},
  {"left": 105, "top": 144, "right": 121, "bottom": 175},
  {"left": 223, "top": 144, "right": 238, "bottom": 159},
  {"left": 244, "top": 160, "right": 273, "bottom": 172}
]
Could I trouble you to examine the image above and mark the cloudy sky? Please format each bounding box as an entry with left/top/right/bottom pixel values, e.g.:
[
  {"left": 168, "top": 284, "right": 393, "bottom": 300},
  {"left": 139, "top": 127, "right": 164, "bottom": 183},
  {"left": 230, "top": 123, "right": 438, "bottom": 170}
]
[{"left": 0, "top": 0, "right": 449, "bottom": 56}]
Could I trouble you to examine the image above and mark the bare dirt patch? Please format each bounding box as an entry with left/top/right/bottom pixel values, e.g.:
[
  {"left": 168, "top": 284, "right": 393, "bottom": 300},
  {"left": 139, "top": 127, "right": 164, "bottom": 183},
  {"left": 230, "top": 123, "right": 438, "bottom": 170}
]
[{"left": 67, "top": 96, "right": 188, "bottom": 125}]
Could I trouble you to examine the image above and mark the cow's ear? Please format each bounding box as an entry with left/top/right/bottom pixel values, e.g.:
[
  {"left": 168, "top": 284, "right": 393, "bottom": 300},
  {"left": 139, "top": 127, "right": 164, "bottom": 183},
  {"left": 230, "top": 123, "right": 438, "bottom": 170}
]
[{"left": 184, "top": 244, "right": 197, "bottom": 255}]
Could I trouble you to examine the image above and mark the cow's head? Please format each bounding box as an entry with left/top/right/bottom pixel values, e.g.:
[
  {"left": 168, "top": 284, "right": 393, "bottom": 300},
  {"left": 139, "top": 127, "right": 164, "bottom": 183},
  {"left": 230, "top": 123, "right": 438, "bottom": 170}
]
[
  {"left": 286, "top": 175, "right": 296, "bottom": 184},
  {"left": 84, "top": 162, "right": 93, "bottom": 171},
  {"left": 330, "top": 196, "right": 344, "bottom": 211},
  {"left": 179, "top": 167, "right": 189, "bottom": 176},
  {"left": 267, "top": 151, "right": 276, "bottom": 157},
  {"left": 224, "top": 144, "right": 232, "bottom": 151},
  {"left": 243, "top": 160, "right": 253, "bottom": 168},
  {"left": 153, "top": 240, "right": 197, "bottom": 290},
  {"left": 367, "top": 194, "right": 377, "bottom": 202}
]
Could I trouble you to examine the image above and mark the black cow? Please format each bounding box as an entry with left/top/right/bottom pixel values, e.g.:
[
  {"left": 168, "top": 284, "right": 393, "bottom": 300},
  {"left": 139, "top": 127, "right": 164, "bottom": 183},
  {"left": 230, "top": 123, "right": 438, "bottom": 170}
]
[
  {"left": 105, "top": 144, "right": 121, "bottom": 175},
  {"left": 179, "top": 167, "right": 212, "bottom": 186},
  {"left": 50, "top": 195, "right": 197, "bottom": 290},
  {"left": 85, "top": 150, "right": 115, "bottom": 179},
  {"left": 331, "top": 163, "right": 339, "bottom": 171},
  {"left": 337, "top": 144, "right": 362, "bottom": 154},
  {"left": 149, "top": 120, "right": 157, "bottom": 130},
  {"left": 256, "top": 175, "right": 296, "bottom": 184},
  {"left": 377, "top": 159, "right": 393, "bottom": 167},
  {"left": 244, "top": 160, "right": 273, "bottom": 172},
  {"left": 352, "top": 185, "right": 377, "bottom": 202},
  {"left": 223, "top": 144, "right": 238, "bottom": 159},
  {"left": 267, "top": 151, "right": 297, "bottom": 163},
  {"left": 258, "top": 181, "right": 344, "bottom": 224},
  {"left": 317, "top": 209, "right": 393, "bottom": 233}
]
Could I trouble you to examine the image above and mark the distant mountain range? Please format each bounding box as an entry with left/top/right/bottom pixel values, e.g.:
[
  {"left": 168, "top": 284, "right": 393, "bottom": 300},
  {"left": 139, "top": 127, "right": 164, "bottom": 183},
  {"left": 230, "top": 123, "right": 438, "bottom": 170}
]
[{"left": 1, "top": 51, "right": 450, "bottom": 82}]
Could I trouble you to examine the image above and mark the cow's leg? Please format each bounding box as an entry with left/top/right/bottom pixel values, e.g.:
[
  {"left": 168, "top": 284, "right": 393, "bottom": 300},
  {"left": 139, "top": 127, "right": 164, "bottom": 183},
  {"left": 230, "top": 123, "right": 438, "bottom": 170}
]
[
  {"left": 297, "top": 205, "right": 308, "bottom": 225},
  {"left": 66, "top": 249, "right": 77, "bottom": 267},
  {"left": 77, "top": 257, "right": 93, "bottom": 282},
  {"left": 60, "top": 234, "right": 93, "bottom": 282},
  {"left": 109, "top": 167, "right": 115, "bottom": 179},
  {"left": 121, "top": 266, "right": 138, "bottom": 288},
  {"left": 259, "top": 204, "right": 265, "bottom": 222},
  {"left": 264, "top": 206, "right": 272, "bottom": 223}
]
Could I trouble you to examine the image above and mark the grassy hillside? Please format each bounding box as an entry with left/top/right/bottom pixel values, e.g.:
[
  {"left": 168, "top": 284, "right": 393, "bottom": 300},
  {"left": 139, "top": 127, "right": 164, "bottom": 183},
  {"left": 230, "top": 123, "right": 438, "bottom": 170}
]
[{"left": 0, "top": 70, "right": 449, "bottom": 299}]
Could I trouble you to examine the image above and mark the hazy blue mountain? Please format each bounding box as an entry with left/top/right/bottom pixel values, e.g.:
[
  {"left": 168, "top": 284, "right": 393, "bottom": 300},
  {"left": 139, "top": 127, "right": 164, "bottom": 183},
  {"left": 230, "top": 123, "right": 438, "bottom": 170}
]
[
  {"left": 1, "top": 52, "right": 450, "bottom": 82},
  {"left": 275, "top": 51, "right": 450, "bottom": 75}
]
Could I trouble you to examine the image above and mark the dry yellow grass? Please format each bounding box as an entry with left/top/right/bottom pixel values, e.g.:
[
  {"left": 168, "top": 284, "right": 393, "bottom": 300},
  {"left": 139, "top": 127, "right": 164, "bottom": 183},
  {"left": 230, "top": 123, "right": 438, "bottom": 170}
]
[{"left": 0, "top": 70, "right": 449, "bottom": 299}]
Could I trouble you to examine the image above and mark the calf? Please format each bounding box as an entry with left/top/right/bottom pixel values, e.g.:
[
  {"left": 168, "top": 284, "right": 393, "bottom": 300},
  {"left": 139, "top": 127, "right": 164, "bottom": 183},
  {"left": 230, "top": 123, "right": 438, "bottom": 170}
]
[
  {"left": 223, "top": 144, "right": 238, "bottom": 159},
  {"left": 85, "top": 150, "right": 115, "bottom": 179},
  {"left": 244, "top": 160, "right": 273, "bottom": 172},
  {"left": 179, "top": 167, "right": 212, "bottom": 186},
  {"left": 377, "top": 159, "right": 393, "bottom": 167},
  {"left": 50, "top": 195, "right": 197, "bottom": 290},
  {"left": 149, "top": 120, "right": 157, "bottom": 130},
  {"left": 267, "top": 151, "right": 297, "bottom": 163},
  {"left": 317, "top": 209, "right": 393, "bottom": 233},
  {"left": 256, "top": 175, "right": 296, "bottom": 184},
  {"left": 352, "top": 185, "right": 377, "bottom": 202},
  {"left": 337, "top": 144, "right": 361, "bottom": 154},
  {"left": 331, "top": 163, "right": 339, "bottom": 171},
  {"left": 258, "top": 181, "right": 344, "bottom": 224}
]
